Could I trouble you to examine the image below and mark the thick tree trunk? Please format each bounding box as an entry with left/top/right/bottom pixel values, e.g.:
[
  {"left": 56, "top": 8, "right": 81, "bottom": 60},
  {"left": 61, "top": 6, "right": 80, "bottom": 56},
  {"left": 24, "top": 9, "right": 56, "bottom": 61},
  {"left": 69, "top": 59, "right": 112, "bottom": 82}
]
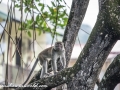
[
  {"left": 67, "top": 15, "right": 117, "bottom": 90},
  {"left": 67, "top": 0, "right": 120, "bottom": 89}
]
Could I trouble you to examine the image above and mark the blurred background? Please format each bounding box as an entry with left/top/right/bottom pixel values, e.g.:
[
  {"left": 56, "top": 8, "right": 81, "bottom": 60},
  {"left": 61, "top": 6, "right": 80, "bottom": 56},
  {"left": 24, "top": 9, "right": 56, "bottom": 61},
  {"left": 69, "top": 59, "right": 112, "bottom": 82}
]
[{"left": 0, "top": 0, "right": 120, "bottom": 90}]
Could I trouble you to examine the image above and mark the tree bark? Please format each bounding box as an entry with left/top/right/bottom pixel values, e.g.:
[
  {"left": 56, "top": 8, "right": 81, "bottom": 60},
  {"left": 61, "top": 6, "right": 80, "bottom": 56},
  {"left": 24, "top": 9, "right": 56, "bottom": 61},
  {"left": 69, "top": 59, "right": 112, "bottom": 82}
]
[
  {"left": 62, "top": 0, "right": 90, "bottom": 66},
  {"left": 98, "top": 54, "right": 120, "bottom": 90},
  {"left": 67, "top": 0, "right": 120, "bottom": 89}
]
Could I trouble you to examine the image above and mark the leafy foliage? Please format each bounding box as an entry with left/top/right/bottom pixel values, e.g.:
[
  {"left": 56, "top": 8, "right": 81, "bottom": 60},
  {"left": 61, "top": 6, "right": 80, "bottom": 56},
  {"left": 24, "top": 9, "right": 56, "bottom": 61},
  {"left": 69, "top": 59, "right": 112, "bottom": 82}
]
[{"left": 13, "top": 0, "right": 68, "bottom": 37}]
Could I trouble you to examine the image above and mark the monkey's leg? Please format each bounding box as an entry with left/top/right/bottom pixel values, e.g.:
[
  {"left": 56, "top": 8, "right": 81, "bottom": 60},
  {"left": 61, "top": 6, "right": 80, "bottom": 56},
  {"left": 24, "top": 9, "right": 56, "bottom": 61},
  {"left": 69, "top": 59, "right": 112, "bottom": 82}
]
[
  {"left": 40, "top": 60, "right": 48, "bottom": 78},
  {"left": 52, "top": 58, "right": 57, "bottom": 74},
  {"left": 60, "top": 57, "right": 63, "bottom": 66},
  {"left": 44, "top": 60, "right": 48, "bottom": 74},
  {"left": 62, "top": 56, "right": 66, "bottom": 68},
  {"left": 40, "top": 67, "right": 44, "bottom": 78}
]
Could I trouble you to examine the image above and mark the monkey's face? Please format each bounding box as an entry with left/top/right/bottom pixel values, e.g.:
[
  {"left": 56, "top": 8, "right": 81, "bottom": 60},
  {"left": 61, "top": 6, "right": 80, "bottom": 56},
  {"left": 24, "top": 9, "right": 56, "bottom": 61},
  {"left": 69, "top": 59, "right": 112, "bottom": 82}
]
[{"left": 54, "top": 42, "right": 64, "bottom": 51}]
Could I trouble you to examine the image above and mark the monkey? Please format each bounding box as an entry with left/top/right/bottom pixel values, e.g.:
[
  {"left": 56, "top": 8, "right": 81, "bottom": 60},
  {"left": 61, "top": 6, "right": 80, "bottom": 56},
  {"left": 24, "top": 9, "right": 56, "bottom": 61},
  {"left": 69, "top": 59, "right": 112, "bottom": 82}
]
[{"left": 22, "top": 41, "right": 66, "bottom": 85}]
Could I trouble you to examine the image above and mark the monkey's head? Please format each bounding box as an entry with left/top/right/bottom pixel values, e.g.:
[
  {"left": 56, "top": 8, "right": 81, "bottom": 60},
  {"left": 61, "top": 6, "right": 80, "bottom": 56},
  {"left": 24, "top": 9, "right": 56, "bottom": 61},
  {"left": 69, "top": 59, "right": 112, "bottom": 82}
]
[{"left": 54, "top": 41, "right": 64, "bottom": 51}]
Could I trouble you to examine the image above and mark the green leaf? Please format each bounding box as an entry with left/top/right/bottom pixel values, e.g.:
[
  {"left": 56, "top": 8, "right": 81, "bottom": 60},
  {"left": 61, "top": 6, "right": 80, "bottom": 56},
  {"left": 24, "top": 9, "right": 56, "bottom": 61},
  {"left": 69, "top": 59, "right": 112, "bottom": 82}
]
[
  {"left": 38, "top": 30, "right": 41, "bottom": 35},
  {"left": 15, "top": 4, "right": 20, "bottom": 8},
  {"left": 36, "top": 15, "right": 39, "bottom": 20},
  {"left": 28, "top": 31, "right": 31, "bottom": 37},
  {"left": 38, "top": 3, "right": 43, "bottom": 6},
  {"left": 35, "top": 0, "right": 39, "bottom": 2},
  {"left": 51, "top": 1, "right": 56, "bottom": 7},
  {"left": 58, "top": 5, "right": 65, "bottom": 8},
  {"left": 47, "top": 5, "right": 54, "bottom": 14},
  {"left": 41, "top": 4, "right": 44, "bottom": 11}
]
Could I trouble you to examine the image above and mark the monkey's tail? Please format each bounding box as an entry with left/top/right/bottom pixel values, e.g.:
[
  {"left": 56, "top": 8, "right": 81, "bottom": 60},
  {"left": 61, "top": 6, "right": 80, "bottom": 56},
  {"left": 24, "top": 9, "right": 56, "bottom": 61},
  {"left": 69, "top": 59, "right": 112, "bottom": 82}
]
[{"left": 22, "top": 58, "right": 38, "bottom": 86}]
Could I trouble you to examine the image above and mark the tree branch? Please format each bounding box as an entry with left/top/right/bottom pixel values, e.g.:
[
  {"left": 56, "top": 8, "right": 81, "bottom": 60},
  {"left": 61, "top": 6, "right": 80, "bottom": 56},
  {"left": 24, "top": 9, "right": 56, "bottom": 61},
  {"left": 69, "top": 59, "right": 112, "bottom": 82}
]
[
  {"left": 62, "top": 0, "right": 90, "bottom": 65},
  {"left": 17, "top": 67, "right": 72, "bottom": 90},
  {"left": 98, "top": 54, "right": 120, "bottom": 90}
]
